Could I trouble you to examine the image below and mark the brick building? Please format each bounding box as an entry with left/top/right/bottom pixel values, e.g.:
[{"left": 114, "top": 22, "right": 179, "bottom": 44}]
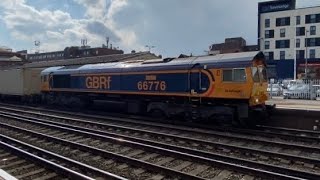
[
  {"left": 0, "top": 47, "right": 25, "bottom": 67},
  {"left": 208, "top": 37, "right": 258, "bottom": 55}
]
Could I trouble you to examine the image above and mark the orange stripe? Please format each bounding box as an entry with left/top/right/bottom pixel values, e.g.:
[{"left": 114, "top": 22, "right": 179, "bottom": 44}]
[
  {"left": 50, "top": 88, "right": 191, "bottom": 97},
  {"left": 205, "top": 84, "right": 215, "bottom": 96}
]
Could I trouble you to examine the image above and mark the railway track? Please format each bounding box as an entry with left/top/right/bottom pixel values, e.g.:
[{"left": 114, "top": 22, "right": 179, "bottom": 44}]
[
  {"left": 1, "top": 102, "right": 320, "bottom": 139},
  {"left": 0, "top": 141, "right": 67, "bottom": 180},
  {"left": 0, "top": 134, "right": 125, "bottom": 180},
  {"left": 0, "top": 105, "right": 319, "bottom": 179},
  {"left": 256, "top": 125, "right": 320, "bottom": 139},
  {"left": 0, "top": 112, "right": 292, "bottom": 180},
  {"left": 2, "top": 103, "right": 319, "bottom": 142}
]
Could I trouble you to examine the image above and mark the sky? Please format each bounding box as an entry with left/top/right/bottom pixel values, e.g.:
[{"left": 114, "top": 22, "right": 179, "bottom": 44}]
[{"left": 0, "top": 0, "right": 320, "bottom": 57}]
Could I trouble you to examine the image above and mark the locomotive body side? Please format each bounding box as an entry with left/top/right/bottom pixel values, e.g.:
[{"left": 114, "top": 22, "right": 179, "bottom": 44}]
[{"left": 40, "top": 51, "right": 268, "bottom": 126}]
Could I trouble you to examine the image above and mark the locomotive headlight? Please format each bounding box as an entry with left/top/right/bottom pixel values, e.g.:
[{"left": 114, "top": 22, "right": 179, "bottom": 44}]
[{"left": 255, "top": 98, "right": 259, "bottom": 103}]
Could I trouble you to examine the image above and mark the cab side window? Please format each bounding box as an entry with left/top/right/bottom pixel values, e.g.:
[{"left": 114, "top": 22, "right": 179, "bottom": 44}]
[
  {"left": 42, "top": 75, "right": 48, "bottom": 82},
  {"left": 223, "top": 68, "right": 246, "bottom": 82},
  {"left": 233, "top": 69, "right": 246, "bottom": 82},
  {"left": 222, "top": 70, "right": 233, "bottom": 81},
  {"left": 251, "top": 67, "right": 260, "bottom": 82}
]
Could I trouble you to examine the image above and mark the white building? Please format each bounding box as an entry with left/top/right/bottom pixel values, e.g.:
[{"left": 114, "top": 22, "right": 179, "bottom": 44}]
[{"left": 258, "top": 0, "right": 320, "bottom": 79}]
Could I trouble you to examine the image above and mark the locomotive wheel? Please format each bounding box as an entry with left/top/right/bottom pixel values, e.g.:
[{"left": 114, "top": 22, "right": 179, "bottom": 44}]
[
  {"left": 239, "top": 118, "right": 255, "bottom": 128},
  {"left": 239, "top": 109, "right": 265, "bottom": 128},
  {"left": 150, "top": 109, "right": 167, "bottom": 121}
]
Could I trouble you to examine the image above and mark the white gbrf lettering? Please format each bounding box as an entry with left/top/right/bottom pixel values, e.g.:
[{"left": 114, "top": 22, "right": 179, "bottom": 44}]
[{"left": 86, "top": 76, "right": 111, "bottom": 89}]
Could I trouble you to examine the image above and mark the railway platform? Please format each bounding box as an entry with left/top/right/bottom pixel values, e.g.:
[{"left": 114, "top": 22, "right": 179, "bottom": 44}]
[
  {"left": 267, "top": 97, "right": 320, "bottom": 111},
  {"left": 0, "top": 169, "right": 17, "bottom": 180},
  {"left": 264, "top": 97, "right": 320, "bottom": 130}
]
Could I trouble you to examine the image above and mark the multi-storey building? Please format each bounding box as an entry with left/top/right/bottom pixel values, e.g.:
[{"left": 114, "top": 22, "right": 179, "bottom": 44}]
[{"left": 259, "top": 0, "right": 320, "bottom": 79}]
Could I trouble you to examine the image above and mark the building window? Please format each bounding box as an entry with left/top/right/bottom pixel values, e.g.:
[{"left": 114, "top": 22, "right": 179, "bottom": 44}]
[
  {"left": 310, "top": 49, "right": 316, "bottom": 59},
  {"left": 306, "top": 38, "right": 319, "bottom": 47},
  {"left": 311, "top": 26, "right": 316, "bottom": 35},
  {"left": 265, "top": 52, "right": 269, "bottom": 60},
  {"left": 280, "top": 28, "right": 286, "bottom": 37},
  {"left": 311, "top": 38, "right": 316, "bottom": 46},
  {"left": 296, "top": 39, "right": 300, "bottom": 48},
  {"left": 265, "top": 19, "right": 270, "bottom": 28},
  {"left": 311, "top": 14, "right": 316, "bottom": 23},
  {"left": 265, "top": 41, "right": 270, "bottom": 49},
  {"left": 265, "top": 52, "right": 274, "bottom": 60},
  {"left": 306, "top": 14, "right": 320, "bottom": 24},
  {"left": 280, "top": 51, "right": 285, "bottom": 60},
  {"left": 296, "top": 27, "right": 305, "bottom": 36},
  {"left": 269, "top": 52, "right": 274, "bottom": 60},
  {"left": 276, "top": 17, "right": 290, "bottom": 26},
  {"left": 296, "top": 16, "right": 301, "bottom": 25},
  {"left": 276, "top": 40, "right": 290, "bottom": 49},
  {"left": 296, "top": 50, "right": 305, "bottom": 59},
  {"left": 265, "top": 30, "right": 274, "bottom": 38}
]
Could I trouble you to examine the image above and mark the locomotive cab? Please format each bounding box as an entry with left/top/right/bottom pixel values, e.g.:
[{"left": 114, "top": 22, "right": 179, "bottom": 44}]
[
  {"left": 40, "top": 74, "right": 50, "bottom": 92},
  {"left": 241, "top": 53, "right": 269, "bottom": 126},
  {"left": 250, "top": 56, "right": 268, "bottom": 107}
]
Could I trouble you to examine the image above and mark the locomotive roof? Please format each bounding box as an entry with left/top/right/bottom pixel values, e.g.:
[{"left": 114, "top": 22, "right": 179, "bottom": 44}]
[{"left": 41, "top": 51, "right": 264, "bottom": 75}]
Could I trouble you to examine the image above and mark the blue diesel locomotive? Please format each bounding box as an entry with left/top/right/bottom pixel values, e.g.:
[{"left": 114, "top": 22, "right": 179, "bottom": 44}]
[{"left": 40, "top": 51, "right": 268, "bottom": 126}]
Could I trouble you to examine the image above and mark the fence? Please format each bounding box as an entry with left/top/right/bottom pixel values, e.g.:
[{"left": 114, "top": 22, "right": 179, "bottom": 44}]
[{"left": 268, "top": 79, "right": 320, "bottom": 100}]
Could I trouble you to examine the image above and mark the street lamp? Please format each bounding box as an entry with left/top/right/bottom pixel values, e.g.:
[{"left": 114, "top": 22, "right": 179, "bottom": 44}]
[
  {"left": 145, "top": 45, "right": 155, "bottom": 52},
  {"left": 258, "top": 37, "right": 264, "bottom": 51},
  {"left": 293, "top": 38, "right": 297, "bottom": 80},
  {"left": 305, "top": 29, "right": 309, "bottom": 79}
]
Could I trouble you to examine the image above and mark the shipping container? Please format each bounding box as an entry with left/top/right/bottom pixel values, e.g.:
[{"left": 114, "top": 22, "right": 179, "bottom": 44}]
[{"left": 0, "top": 68, "right": 43, "bottom": 96}]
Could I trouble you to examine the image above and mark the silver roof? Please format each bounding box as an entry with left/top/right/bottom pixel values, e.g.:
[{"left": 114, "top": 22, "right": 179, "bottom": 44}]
[{"left": 41, "top": 51, "right": 262, "bottom": 74}]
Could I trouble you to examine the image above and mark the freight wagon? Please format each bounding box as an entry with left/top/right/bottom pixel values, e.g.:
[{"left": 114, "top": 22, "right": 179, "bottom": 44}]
[{"left": 0, "top": 68, "right": 43, "bottom": 102}]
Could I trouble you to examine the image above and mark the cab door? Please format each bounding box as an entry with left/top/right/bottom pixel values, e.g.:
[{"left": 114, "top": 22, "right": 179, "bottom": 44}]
[
  {"left": 189, "top": 63, "right": 201, "bottom": 94},
  {"left": 40, "top": 73, "right": 52, "bottom": 92},
  {"left": 189, "top": 63, "right": 202, "bottom": 104},
  {"left": 41, "top": 74, "right": 49, "bottom": 92}
]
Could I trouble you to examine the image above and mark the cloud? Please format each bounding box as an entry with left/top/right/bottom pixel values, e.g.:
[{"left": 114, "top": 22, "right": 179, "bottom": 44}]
[
  {"left": 86, "top": 21, "right": 119, "bottom": 41},
  {"left": 74, "top": 0, "right": 143, "bottom": 52},
  {"left": 108, "top": 0, "right": 257, "bottom": 56},
  {"left": 0, "top": 0, "right": 132, "bottom": 53},
  {"left": 0, "top": 0, "right": 260, "bottom": 56},
  {"left": 2, "top": 0, "right": 320, "bottom": 56},
  {"left": 74, "top": 0, "right": 108, "bottom": 19}
]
